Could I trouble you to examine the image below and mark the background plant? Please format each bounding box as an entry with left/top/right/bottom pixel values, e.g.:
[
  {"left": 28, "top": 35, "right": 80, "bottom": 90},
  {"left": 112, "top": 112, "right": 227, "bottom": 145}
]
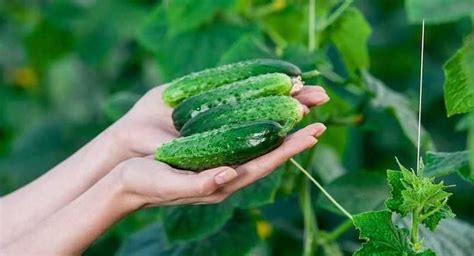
[{"left": 0, "top": 0, "right": 473, "bottom": 255}]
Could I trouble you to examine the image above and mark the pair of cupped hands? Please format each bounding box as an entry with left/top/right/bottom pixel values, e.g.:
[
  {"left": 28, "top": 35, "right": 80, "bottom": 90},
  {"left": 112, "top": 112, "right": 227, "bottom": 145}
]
[
  {"left": 0, "top": 84, "right": 329, "bottom": 254},
  {"left": 117, "top": 84, "right": 329, "bottom": 207}
]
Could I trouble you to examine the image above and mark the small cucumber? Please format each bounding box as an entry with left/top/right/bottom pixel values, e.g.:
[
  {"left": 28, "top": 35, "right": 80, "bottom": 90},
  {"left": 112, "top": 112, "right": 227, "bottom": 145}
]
[
  {"left": 172, "top": 73, "right": 303, "bottom": 130},
  {"left": 155, "top": 120, "right": 285, "bottom": 171},
  {"left": 162, "top": 59, "right": 301, "bottom": 106},
  {"left": 180, "top": 96, "right": 304, "bottom": 136}
]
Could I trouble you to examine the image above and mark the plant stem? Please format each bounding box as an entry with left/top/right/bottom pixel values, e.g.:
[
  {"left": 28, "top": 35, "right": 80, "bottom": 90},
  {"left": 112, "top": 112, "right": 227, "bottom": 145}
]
[
  {"left": 323, "top": 219, "right": 354, "bottom": 242},
  {"left": 316, "top": 0, "right": 353, "bottom": 31},
  {"left": 300, "top": 179, "right": 318, "bottom": 256},
  {"left": 291, "top": 158, "right": 353, "bottom": 220},
  {"left": 411, "top": 208, "right": 421, "bottom": 250},
  {"left": 302, "top": 70, "right": 321, "bottom": 80},
  {"left": 308, "top": 0, "right": 316, "bottom": 51}
]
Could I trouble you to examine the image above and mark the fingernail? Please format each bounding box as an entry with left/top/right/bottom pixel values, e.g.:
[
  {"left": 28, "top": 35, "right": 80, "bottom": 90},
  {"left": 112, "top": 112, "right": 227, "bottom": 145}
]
[
  {"left": 214, "top": 168, "right": 238, "bottom": 185},
  {"left": 314, "top": 93, "right": 330, "bottom": 104},
  {"left": 315, "top": 124, "right": 327, "bottom": 136}
]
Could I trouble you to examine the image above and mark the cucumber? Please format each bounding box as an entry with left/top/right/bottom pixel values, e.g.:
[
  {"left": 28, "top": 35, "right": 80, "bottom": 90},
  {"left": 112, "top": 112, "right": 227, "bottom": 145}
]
[
  {"left": 155, "top": 120, "right": 285, "bottom": 171},
  {"left": 172, "top": 73, "right": 303, "bottom": 130},
  {"left": 180, "top": 96, "right": 304, "bottom": 136},
  {"left": 162, "top": 59, "right": 301, "bottom": 106}
]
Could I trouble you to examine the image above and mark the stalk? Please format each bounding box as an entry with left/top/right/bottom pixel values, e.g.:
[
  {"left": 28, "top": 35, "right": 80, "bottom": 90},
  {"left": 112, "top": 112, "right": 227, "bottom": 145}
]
[
  {"left": 291, "top": 158, "right": 353, "bottom": 220},
  {"left": 300, "top": 179, "right": 318, "bottom": 256},
  {"left": 411, "top": 208, "right": 422, "bottom": 251}
]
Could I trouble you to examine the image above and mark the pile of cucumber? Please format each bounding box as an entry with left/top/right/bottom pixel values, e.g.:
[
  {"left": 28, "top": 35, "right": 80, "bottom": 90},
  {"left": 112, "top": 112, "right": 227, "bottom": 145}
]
[{"left": 155, "top": 59, "right": 307, "bottom": 171}]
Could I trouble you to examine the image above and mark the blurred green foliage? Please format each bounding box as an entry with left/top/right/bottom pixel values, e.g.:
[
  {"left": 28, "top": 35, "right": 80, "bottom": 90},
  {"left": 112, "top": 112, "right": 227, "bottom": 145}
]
[{"left": 1, "top": 0, "right": 473, "bottom": 255}]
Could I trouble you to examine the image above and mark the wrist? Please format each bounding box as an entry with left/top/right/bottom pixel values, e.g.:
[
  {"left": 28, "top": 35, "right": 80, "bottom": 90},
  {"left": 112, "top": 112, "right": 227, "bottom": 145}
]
[{"left": 106, "top": 166, "right": 146, "bottom": 213}]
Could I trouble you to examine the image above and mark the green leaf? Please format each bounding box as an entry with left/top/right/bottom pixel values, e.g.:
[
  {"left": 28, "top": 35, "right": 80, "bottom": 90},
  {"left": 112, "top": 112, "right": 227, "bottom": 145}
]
[
  {"left": 385, "top": 162, "right": 454, "bottom": 231},
  {"left": 353, "top": 211, "right": 433, "bottom": 256},
  {"left": 162, "top": 200, "right": 235, "bottom": 241},
  {"left": 218, "top": 33, "right": 275, "bottom": 65},
  {"left": 424, "top": 151, "right": 473, "bottom": 184},
  {"left": 231, "top": 167, "right": 283, "bottom": 209},
  {"left": 167, "top": 0, "right": 236, "bottom": 35},
  {"left": 329, "top": 7, "right": 371, "bottom": 72},
  {"left": 385, "top": 170, "right": 406, "bottom": 215},
  {"left": 103, "top": 92, "right": 141, "bottom": 121},
  {"left": 317, "top": 172, "right": 389, "bottom": 216},
  {"left": 443, "top": 34, "right": 474, "bottom": 117},
  {"left": 25, "top": 21, "right": 74, "bottom": 71},
  {"left": 469, "top": 113, "right": 474, "bottom": 171},
  {"left": 405, "top": 0, "right": 474, "bottom": 24},
  {"left": 117, "top": 213, "right": 258, "bottom": 256},
  {"left": 137, "top": 5, "right": 168, "bottom": 54},
  {"left": 161, "top": 168, "right": 283, "bottom": 241},
  {"left": 364, "top": 72, "right": 434, "bottom": 150}
]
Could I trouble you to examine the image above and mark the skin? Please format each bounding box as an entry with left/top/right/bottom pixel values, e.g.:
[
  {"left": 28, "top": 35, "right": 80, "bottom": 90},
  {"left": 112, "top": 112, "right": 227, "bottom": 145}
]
[{"left": 0, "top": 84, "right": 329, "bottom": 255}]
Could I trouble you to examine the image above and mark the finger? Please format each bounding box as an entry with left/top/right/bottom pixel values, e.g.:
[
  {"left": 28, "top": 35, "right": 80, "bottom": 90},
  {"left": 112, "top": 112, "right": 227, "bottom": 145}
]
[
  {"left": 293, "top": 87, "right": 330, "bottom": 107},
  {"left": 170, "top": 166, "right": 238, "bottom": 198},
  {"left": 221, "top": 123, "right": 327, "bottom": 194}
]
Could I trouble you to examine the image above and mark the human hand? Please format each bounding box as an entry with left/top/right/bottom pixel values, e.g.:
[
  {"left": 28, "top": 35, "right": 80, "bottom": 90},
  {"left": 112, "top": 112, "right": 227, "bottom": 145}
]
[
  {"left": 110, "top": 84, "right": 330, "bottom": 158},
  {"left": 113, "top": 122, "right": 326, "bottom": 208}
]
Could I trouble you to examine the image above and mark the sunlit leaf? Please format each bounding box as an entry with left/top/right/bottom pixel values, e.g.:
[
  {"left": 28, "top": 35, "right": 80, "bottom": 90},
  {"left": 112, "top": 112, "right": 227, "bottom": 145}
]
[
  {"left": 386, "top": 161, "right": 454, "bottom": 230},
  {"left": 167, "top": 0, "right": 236, "bottom": 35},
  {"left": 353, "top": 211, "right": 434, "bottom": 256},
  {"left": 444, "top": 33, "right": 474, "bottom": 117},
  {"left": 328, "top": 7, "right": 371, "bottom": 72},
  {"left": 218, "top": 33, "right": 275, "bottom": 65}
]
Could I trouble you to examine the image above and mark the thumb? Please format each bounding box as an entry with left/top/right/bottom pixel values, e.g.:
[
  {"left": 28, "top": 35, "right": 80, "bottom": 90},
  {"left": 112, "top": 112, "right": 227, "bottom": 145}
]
[{"left": 182, "top": 167, "right": 239, "bottom": 197}]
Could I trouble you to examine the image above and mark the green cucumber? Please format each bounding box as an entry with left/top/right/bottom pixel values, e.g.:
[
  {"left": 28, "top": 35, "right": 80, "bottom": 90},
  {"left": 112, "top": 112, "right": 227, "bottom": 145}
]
[
  {"left": 162, "top": 59, "right": 301, "bottom": 106},
  {"left": 172, "top": 73, "right": 303, "bottom": 130},
  {"left": 180, "top": 96, "right": 304, "bottom": 136},
  {"left": 155, "top": 120, "right": 285, "bottom": 171}
]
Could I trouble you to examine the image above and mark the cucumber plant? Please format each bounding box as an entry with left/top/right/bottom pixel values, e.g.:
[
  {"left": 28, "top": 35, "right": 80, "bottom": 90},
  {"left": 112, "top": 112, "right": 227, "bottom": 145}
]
[
  {"left": 124, "top": 1, "right": 474, "bottom": 255},
  {"left": 3, "top": 0, "right": 473, "bottom": 255}
]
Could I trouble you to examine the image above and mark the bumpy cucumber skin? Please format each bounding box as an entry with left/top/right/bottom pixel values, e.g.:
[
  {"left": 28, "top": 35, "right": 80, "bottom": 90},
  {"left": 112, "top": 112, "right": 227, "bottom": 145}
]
[
  {"left": 180, "top": 96, "right": 303, "bottom": 136},
  {"left": 172, "top": 73, "right": 294, "bottom": 130},
  {"left": 162, "top": 59, "right": 301, "bottom": 107},
  {"left": 155, "top": 120, "right": 285, "bottom": 171}
]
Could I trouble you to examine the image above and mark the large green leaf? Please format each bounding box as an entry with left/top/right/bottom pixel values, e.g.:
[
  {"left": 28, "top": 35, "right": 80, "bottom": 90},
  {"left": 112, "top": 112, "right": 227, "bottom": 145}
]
[
  {"left": 167, "top": 0, "right": 236, "bottom": 35},
  {"left": 138, "top": 4, "right": 254, "bottom": 81},
  {"left": 316, "top": 172, "right": 389, "bottom": 215},
  {"left": 116, "top": 214, "right": 258, "bottom": 256},
  {"left": 424, "top": 151, "right": 473, "bottom": 183},
  {"left": 231, "top": 167, "right": 284, "bottom": 209},
  {"left": 329, "top": 7, "right": 371, "bottom": 72},
  {"left": 218, "top": 33, "right": 275, "bottom": 65},
  {"left": 162, "top": 200, "right": 235, "bottom": 241},
  {"left": 469, "top": 114, "right": 474, "bottom": 171},
  {"left": 444, "top": 34, "right": 474, "bottom": 117},
  {"left": 406, "top": 0, "right": 474, "bottom": 24},
  {"left": 364, "top": 72, "right": 434, "bottom": 150},
  {"left": 353, "top": 211, "right": 434, "bottom": 256},
  {"left": 161, "top": 168, "right": 283, "bottom": 241}
]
